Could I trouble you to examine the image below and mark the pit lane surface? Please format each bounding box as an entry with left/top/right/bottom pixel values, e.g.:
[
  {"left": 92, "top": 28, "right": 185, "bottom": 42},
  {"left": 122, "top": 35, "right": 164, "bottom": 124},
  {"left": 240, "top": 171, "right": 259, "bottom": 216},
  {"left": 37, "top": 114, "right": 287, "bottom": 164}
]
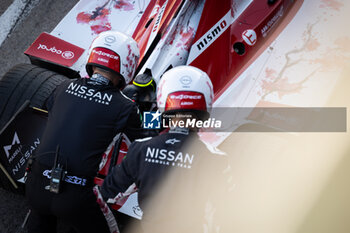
[{"left": 0, "top": 1, "right": 78, "bottom": 232}]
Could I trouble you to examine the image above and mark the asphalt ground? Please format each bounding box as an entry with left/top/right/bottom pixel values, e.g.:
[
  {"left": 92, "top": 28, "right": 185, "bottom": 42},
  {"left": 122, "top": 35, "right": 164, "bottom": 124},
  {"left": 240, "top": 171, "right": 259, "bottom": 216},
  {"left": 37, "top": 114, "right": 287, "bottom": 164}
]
[{"left": 0, "top": 1, "right": 78, "bottom": 232}]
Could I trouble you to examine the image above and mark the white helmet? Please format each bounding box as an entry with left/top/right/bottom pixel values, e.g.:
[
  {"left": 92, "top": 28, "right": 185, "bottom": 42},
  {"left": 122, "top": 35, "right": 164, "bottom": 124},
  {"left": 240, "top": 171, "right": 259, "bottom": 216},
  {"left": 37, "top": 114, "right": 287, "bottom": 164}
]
[
  {"left": 157, "top": 66, "right": 214, "bottom": 115},
  {"left": 86, "top": 31, "right": 140, "bottom": 86}
]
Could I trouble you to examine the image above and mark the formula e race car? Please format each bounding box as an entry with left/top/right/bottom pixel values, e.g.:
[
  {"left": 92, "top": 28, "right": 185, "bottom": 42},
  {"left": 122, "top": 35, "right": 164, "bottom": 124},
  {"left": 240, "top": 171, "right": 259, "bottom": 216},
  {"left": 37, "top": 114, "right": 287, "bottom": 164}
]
[{"left": 1, "top": 0, "right": 348, "bottom": 224}]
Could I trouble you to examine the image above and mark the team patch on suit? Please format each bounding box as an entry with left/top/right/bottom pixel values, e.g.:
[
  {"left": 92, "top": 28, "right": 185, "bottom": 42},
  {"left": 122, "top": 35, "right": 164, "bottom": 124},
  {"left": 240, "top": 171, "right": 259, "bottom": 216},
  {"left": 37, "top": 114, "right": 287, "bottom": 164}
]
[{"left": 145, "top": 146, "right": 194, "bottom": 169}]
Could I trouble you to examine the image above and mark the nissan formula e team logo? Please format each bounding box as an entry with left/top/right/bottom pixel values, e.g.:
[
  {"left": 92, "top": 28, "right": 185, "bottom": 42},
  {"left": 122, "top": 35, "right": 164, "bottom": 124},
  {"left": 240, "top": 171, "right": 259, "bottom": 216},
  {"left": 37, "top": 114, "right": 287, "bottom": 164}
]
[{"left": 37, "top": 43, "right": 75, "bottom": 59}]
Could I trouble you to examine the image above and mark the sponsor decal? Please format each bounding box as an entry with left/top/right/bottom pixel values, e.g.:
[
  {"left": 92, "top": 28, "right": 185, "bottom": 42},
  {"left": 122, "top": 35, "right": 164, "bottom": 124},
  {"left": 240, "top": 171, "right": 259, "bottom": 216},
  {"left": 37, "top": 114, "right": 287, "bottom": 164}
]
[
  {"left": 37, "top": 44, "right": 75, "bottom": 60},
  {"left": 61, "top": 51, "right": 74, "bottom": 59},
  {"left": 92, "top": 49, "right": 119, "bottom": 60},
  {"left": 145, "top": 146, "right": 195, "bottom": 169},
  {"left": 196, "top": 20, "right": 228, "bottom": 52},
  {"left": 165, "top": 91, "right": 206, "bottom": 111},
  {"left": 146, "top": 0, "right": 167, "bottom": 51},
  {"left": 105, "top": 35, "right": 116, "bottom": 44},
  {"left": 152, "top": 0, "right": 167, "bottom": 33},
  {"left": 65, "top": 82, "right": 113, "bottom": 105},
  {"left": 242, "top": 29, "right": 257, "bottom": 46},
  {"left": 133, "top": 206, "right": 143, "bottom": 217},
  {"left": 3, "top": 131, "right": 40, "bottom": 177},
  {"left": 187, "top": 10, "right": 232, "bottom": 64},
  {"left": 62, "top": 51, "right": 74, "bottom": 59},
  {"left": 196, "top": 20, "right": 227, "bottom": 51},
  {"left": 3, "top": 132, "right": 20, "bottom": 159},
  {"left": 143, "top": 110, "right": 161, "bottom": 129},
  {"left": 0, "top": 106, "right": 47, "bottom": 183},
  {"left": 165, "top": 138, "right": 181, "bottom": 145},
  {"left": 261, "top": 5, "right": 284, "bottom": 37},
  {"left": 187, "top": 0, "right": 254, "bottom": 64},
  {"left": 24, "top": 32, "right": 84, "bottom": 67},
  {"left": 43, "top": 170, "right": 87, "bottom": 186},
  {"left": 180, "top": 76, "right": 192, "bottom": 86},
  {"left": 88, "top": 47, "right": 121, "bottom": 74},
  {"left": 150, "top": 4, "right": 160, "bottom": 18},
  {"left": 170, "top": 94, "right": 202, "bottom": 100},
  {"left": 11, "top": 137, "right": 40, "bottom": 176}
]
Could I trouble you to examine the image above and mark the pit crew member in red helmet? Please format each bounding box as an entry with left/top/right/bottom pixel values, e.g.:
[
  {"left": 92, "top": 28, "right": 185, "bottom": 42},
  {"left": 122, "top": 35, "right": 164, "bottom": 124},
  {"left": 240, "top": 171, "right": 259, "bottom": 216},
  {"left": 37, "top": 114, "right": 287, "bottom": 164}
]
[
  {"left": 100, "top": 65, "right": 227, "bottom": 232},
  {"left": 25, "top": 31, "right": 142, "bottom": 233}
]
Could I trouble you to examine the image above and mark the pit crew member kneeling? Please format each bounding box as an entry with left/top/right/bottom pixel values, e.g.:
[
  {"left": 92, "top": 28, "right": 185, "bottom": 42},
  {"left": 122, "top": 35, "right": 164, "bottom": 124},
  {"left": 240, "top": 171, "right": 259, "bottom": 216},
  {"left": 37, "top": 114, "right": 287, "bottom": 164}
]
[
  {"left": 25, "top": 31, "right": 142, "bottom": 233},
  {"left": 101, "top": 65, "right": 228, "bottom": 232}
]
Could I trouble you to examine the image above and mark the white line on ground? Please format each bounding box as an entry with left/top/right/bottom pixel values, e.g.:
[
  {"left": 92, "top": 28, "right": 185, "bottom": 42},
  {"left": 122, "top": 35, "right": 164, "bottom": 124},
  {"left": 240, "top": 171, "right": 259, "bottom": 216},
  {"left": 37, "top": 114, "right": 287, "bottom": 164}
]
[{"left": 0, "top": 0, "right": 38, "bottom": 47}]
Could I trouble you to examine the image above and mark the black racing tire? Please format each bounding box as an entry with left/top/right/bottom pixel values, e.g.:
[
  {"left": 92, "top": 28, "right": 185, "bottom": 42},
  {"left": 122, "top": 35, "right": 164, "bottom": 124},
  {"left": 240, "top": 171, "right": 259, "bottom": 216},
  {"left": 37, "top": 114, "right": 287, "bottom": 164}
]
[
  {"left": 0, "top": 63, "right": 68, "bottom": 192},
  {"left": 0, "top": 63, "right": 68, "bottom": 129}
]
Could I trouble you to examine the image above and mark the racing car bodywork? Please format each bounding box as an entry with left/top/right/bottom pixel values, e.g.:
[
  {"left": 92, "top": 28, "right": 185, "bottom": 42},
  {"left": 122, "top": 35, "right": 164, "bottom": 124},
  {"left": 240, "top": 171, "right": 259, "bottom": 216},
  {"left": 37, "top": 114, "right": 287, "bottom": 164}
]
[
  {"left": 20, "top": 0, "right": 304, "bottom": 146},
  {"left": 25, "top": 0, "right": 302, "bottom": 96},
  {"left": 0, "top": 0, "right": 306, "bottom": 221}
]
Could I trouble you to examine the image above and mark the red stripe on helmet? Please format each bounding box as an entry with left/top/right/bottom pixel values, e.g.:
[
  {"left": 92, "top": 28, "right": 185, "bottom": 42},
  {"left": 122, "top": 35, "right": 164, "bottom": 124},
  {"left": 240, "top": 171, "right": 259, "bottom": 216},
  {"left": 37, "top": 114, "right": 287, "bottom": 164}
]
[
  {"left": 165, "top": 91, "right": 206, "bottom": 112},
  {"left": 88, "top": 47, "right": 121, "bottom": 74}
]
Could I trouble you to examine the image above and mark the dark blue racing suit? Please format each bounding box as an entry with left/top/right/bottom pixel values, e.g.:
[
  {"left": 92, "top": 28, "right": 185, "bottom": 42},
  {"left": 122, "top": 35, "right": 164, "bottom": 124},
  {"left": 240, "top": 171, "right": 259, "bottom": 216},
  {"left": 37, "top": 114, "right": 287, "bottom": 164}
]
[{"left": 26, "top": 74, "right": 142, "bottom": 233}]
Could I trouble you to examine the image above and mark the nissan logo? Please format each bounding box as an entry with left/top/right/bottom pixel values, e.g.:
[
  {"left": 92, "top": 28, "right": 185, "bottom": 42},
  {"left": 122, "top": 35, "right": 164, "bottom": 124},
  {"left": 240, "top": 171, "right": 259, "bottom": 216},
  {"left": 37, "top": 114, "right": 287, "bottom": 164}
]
[
  {"left": 105, "top": 35, "right": 116, "bottom": 44},
  {"left": 180, "top": 76, "right": 192, "bottom": 85}
]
